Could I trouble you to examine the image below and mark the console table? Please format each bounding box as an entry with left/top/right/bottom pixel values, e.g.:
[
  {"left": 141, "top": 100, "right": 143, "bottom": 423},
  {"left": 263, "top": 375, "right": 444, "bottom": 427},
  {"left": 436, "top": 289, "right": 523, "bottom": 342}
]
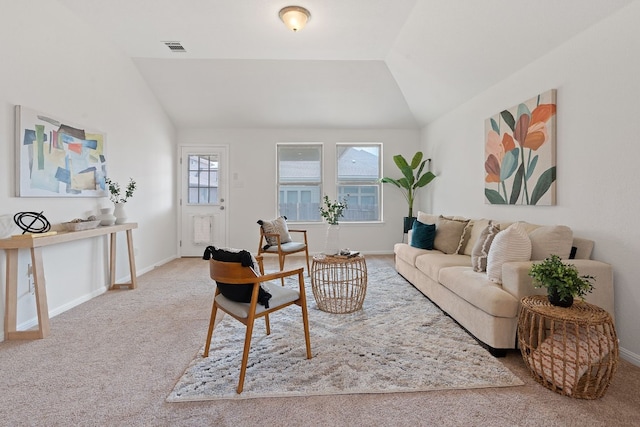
[{"left": 0, "top": 223, "right": 138, "bottom": 340}]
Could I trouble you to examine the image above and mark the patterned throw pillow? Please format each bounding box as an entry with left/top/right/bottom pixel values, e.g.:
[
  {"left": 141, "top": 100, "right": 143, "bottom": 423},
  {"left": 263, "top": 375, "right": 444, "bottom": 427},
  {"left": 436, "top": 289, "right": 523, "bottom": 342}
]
[
  {"left": 486, "top": 222, "right": 532, "bottom": 283},
  {"left": 258, "top": 216, "right": 292, "bottom": 246},
  {"left": 471, "top": 221, "right": 500, "bottom": 272}
]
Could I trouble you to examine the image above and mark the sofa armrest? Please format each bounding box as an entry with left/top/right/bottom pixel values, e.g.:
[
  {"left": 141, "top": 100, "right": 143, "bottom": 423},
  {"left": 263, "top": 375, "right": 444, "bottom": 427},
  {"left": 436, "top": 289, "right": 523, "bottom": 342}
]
[{"left": 501, "top": 260, "right": 615, "bottom": 322}]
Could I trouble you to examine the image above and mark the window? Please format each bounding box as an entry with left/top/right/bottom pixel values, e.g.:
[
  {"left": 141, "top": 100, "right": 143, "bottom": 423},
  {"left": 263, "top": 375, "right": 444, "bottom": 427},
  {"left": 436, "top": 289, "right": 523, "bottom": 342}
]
[
  {"left": 337, "top": 144, "right": 381, "bottom": 222},
  {"left": 187, "top": 154, "right": 218, "bottom": 204},
  {"left": 277, "top": 144, "right": 322, "bottom": 221}
]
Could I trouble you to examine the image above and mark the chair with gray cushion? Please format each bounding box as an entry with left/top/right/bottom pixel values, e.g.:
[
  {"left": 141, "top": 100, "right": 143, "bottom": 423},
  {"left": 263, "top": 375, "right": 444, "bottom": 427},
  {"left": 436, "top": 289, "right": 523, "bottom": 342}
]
[
  {"left": 203, "top": 253, "right": 312, "bottom": 394},
  {"left": 257, "top": 216, "right": 311, "bottom": 280}
]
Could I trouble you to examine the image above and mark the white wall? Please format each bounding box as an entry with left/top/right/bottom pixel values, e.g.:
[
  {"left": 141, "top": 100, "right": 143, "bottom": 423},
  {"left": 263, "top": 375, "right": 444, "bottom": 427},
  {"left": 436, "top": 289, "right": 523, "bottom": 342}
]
[
  {"left": 0, "top": 1, "right": 177, "bottom": 338},
  {"left": 179, "top": 128, "right": 421, "bottom": 254},
  {"left": 421, "top": 1, "right": 640, "bottom": 364}
]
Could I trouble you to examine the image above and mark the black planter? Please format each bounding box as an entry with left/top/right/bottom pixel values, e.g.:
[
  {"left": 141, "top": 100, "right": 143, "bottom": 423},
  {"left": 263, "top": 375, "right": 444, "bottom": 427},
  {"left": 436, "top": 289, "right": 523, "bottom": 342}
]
[
  {"left": 547, "top": 290, "right": 574, "bottom": 307},
  {"left": 403, "top": 216, "right": 416, "bottom": 234}
]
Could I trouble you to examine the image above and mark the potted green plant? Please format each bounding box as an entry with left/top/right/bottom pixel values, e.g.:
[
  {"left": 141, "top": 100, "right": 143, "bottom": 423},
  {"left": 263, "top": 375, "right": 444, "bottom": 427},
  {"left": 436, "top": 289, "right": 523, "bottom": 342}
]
[
  {"left": 380, "top": 151, "right": 436, "bottom": 232},
  {"left": 528, "top": 254, "right": 595, "bottom": 307},
  {"left": 104, "top": 177, "right": 137, "bottom": 224}
]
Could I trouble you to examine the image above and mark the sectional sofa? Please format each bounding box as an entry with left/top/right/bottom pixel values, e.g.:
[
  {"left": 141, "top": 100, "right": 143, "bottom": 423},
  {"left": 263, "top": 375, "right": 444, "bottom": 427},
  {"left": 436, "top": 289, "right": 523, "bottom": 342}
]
[{"left": 394, "top": 212, "right": 615, "bottom": 356}]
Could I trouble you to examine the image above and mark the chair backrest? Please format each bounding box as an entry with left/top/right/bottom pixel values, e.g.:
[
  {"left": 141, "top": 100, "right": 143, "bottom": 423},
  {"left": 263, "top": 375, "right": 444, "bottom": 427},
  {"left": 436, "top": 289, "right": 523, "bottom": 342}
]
[{"left": 209, "top": 259, "right": 260, "bottom": 284}]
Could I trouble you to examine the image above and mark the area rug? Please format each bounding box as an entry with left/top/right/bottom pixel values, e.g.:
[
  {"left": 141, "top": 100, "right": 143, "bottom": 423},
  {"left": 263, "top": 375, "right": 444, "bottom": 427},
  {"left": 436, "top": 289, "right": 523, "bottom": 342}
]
[{"left": 167, "top": 263, "right": 523, "bottom": 401}]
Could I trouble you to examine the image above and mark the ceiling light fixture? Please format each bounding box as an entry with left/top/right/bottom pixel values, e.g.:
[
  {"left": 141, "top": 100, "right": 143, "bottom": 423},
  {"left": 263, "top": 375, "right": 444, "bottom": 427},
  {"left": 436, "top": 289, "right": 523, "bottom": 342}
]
[{"left": 279, "top": 6, "right": 311, "bottom": 32}]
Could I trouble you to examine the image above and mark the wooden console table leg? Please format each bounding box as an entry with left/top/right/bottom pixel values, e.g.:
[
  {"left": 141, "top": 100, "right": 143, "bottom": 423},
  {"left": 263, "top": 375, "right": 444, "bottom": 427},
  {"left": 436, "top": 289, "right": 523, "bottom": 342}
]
[
  {"left": 109, "top": 228, "right": 137, "bottom": 290},
  {"left": 4, "top": 248, "right": 19, "bottom": 337},
  {"left": 4, "top": 247, "right": 49, "bottom": 340}
]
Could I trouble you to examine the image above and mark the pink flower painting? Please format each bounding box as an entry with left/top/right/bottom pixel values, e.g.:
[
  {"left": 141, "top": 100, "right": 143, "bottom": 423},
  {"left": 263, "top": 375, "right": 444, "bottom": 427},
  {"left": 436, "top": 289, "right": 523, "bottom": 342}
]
[{"left": 484, "top": 89, "right": 557, "bottom": 205}]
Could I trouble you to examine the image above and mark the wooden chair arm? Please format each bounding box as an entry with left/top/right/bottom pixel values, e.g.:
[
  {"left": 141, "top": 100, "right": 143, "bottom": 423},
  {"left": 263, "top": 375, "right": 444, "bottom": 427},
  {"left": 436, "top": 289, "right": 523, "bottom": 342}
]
[{"left": 257, "top": 267, "right": 304, "bottom": 283}]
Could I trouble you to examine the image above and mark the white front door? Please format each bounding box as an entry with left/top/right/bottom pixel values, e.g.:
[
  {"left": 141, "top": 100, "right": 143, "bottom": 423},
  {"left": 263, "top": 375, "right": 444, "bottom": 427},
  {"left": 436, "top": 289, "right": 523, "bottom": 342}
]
[{"left": 179, "top": 145, "right": 228, "bottom": 257}]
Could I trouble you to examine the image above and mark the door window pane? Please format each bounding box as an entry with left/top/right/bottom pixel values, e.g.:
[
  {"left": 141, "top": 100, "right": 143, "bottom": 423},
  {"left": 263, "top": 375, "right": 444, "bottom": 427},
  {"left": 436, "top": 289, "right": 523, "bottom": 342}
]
[{"left": 187, "top": 154, "right": 219, "bottom": 204}]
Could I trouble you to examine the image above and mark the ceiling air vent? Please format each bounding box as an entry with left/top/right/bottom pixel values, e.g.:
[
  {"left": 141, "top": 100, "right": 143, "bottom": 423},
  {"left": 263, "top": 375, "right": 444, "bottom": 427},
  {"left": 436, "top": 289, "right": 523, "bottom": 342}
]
[{"left": 163, "top": 41, "right": 186, "bottom": 53}]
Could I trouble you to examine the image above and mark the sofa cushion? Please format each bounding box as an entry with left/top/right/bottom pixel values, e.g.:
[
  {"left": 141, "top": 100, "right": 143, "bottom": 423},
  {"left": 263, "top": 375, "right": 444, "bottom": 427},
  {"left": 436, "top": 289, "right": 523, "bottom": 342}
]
[
  {"left": 486, "top": 222, "right": 532, "bottom": 284},
  {"left": 417, "top": 211, "right": 438, "bottom": 225},
  {"left": 438, "top": 266, "right": 520, "bottom": 318},
  {"left": 415, "top": 252, "right": 471, "bottom": 281},
  {"left": 394, "top": 243, "right": 440, "bottom": 268},
  {"left": 434, "top": 216, "right": 470, "bottom": 255},
  {"left": 528, "top": 225, "right": 573, "bottom": 260},
  {"left": 410, "top": 220, "right": 436, "bottom": 250},
  {"left": 471, "top": 221, "right": 500, "bottom": 272}
]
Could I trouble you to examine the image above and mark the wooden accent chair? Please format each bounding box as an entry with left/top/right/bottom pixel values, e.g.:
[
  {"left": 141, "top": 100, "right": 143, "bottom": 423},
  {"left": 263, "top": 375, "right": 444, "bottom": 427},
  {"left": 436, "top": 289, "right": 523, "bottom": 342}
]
[
  {"left": 257, "top": 217, "right": 311, "bottom": 280},
  {"left": 203, "top": 255, "right": 312, "bottom": 394}
]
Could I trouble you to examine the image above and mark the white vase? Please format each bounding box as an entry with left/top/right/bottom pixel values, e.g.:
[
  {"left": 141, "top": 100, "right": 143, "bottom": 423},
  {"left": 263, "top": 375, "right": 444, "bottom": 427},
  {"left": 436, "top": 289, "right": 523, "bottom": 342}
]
[
  {"left": 324, "top": 224, "right": 340, "bottom": 255},
  {"left": 113, "top": 203, "right": 127, "bottom": 225},
  {"left": 98, "top": 207, "right": 116, "bottom": 226}
]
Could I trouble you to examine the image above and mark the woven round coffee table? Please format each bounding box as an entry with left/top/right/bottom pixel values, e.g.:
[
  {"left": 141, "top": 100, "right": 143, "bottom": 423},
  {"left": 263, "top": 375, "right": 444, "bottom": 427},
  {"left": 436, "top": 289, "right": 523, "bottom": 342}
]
[
  {"left": 311, "top": 254, "right": 367, "bottom": 314},
  {"left": 518, "top": 295, "right": 618, "bottom": 399}
]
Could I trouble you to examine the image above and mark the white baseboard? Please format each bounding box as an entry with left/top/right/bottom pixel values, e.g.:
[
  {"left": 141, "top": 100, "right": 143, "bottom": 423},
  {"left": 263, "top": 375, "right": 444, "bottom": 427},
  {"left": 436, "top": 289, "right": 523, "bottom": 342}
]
[{"left": 620, "top": 346, "right": 640, "bottom": 366}]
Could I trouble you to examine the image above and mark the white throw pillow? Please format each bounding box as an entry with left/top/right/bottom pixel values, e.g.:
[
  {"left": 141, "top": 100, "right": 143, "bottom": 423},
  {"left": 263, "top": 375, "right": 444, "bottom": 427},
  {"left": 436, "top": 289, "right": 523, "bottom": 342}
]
[
  {"left": 486, "top": 222, "right": 532, "bottom": 283},
  {"left": 258, "top": 216, "right": 292, "bottom": 246},
  {"left": 528, "top": 225, "right": 573, "bottom": 260}
]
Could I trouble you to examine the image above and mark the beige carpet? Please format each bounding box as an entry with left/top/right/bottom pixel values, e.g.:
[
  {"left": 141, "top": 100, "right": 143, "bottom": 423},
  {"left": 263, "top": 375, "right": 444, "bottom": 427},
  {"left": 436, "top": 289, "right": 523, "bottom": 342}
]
[
  {"left": 168, "top": 265, "right": 522, "bottom": 401},
  {"left": 1, "top": 255, "right": 640, "bottom": 426}
]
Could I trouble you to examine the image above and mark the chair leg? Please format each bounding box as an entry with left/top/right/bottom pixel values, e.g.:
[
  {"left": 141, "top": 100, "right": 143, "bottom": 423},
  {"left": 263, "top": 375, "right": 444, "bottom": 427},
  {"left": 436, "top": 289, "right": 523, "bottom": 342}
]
[
  {"left": 298, "top": 271, "right": 312, "bottom": 359},
  {"left": 304, "top": 246, "right": 311, "bottom": 277},
  {"left": 237, "top": 319, "right": 255, "bottom": 394},
  {"left": 279, "top": 253, "right": 286, "bottom": 286},
  {"left": 203, "top": 300, "right": 219, "bottom": 358},
  {"left": 264, "top": 313, "right": 271, "bottom": 335}
]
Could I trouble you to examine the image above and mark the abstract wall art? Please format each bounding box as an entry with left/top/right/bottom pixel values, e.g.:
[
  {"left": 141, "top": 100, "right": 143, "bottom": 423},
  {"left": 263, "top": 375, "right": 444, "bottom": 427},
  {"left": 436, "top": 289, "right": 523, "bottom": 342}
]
[
  {"left": 15, "top": 105, "right": 108, "bottom": 198},
  {"left": 484, "top": 89, "right": 557, "bottom": 205}
]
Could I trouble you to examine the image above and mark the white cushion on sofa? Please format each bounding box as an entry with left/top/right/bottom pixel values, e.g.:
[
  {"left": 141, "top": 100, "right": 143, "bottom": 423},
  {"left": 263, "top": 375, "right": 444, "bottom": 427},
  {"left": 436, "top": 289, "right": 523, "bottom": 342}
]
[
  {"left": 528, "top": 225, "right": 573, "bottom": 260},
  {"left": 486, "top": 222, "right": 532, "bottom": 284}
]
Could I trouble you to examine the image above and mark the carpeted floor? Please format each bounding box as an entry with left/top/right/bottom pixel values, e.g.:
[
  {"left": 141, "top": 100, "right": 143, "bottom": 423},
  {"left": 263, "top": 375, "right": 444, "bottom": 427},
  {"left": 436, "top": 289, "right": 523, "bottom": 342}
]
[
  {"left": 1, "top": 255, "right": 639, "bottom": 426},
  {"left": 168, "top": 264, "right": 522, "bottom": 401}
]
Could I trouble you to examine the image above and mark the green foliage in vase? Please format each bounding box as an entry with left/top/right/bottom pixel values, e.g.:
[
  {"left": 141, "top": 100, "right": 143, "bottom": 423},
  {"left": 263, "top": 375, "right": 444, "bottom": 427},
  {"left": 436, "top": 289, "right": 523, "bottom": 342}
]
[
  {"left": 319, "top": 195, "right": 348, "bottom": 225},
  {"left": 105, "top": 177, "right": 137, "bottom": 204}
]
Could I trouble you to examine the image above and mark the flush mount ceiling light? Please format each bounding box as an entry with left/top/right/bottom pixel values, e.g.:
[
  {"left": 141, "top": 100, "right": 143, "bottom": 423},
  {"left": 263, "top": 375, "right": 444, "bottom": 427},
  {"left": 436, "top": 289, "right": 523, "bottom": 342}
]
[{"left": 279, "top": 6, "right": 311, "bottom": 32}]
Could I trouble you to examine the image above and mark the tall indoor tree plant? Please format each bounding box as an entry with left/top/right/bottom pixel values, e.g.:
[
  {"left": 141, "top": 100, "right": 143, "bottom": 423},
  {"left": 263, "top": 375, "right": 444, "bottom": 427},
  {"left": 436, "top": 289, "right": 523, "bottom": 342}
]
[{"left": 380, "top": 151, "right": 436, "bottom": 232}]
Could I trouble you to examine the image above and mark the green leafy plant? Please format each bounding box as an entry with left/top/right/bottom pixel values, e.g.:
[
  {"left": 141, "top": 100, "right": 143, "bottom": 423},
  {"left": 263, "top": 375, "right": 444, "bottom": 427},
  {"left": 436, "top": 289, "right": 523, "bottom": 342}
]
[
  {"left": 380, "top": 151, "right": 436, "bottom": 218},
  {"left": 529, "top": 254, "right": 595, "bottom": 302},
  {"left": 319, "top": 195, "right": 348, "bottom": 225},
  {"left": 105, "top": 177, "right": 137, "bottom": 204}
]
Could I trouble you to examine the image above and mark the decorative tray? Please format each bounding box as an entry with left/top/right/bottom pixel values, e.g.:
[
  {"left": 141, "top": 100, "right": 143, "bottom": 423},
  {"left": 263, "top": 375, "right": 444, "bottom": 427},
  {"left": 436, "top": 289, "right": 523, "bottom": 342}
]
[{"left": 62, "top": 220, "right": 101, "bottom": 232}]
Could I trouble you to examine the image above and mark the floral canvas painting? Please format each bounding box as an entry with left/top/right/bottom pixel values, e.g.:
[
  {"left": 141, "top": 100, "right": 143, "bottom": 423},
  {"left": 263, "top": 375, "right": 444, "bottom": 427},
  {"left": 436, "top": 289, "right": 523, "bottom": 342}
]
[{"left": 484, "top": 89, "right": 557, "bottom": 205}]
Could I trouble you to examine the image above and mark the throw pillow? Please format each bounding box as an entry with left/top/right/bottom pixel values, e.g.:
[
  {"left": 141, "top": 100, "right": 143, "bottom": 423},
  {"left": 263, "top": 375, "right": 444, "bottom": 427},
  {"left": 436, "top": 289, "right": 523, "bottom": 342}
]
[
  {"left": 433, "top": 216, "right": 470, "bottom": 255},
  {"left": 486, "top": 222, "right": 532, "bottom": 283},
  {"left": 417, "top": 211, "right": 438, "bottom": 225},
  {"left": 463, "top": 218, "right": 491, "bottom": 256},
  {"left": 258, "top": 216, "right": 292, "bottom": 247},
  {"left": 528, "top": 225, "right": 573, "bottom": 260},
  {"left": 202, "top": 246, "right": 272, "bottom": 308},
  {"left": 410, "top": 220, "right": 436, "bottom": 250},
  {"left": 471, "top": 221, "right": 500, "bottom": 272}
]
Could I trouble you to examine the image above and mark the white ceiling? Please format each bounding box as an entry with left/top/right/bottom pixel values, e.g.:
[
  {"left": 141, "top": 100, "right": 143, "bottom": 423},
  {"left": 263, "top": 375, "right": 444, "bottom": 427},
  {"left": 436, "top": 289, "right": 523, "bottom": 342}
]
[{"left": 58, "top": 0, "right": 634, "bottom": 129}]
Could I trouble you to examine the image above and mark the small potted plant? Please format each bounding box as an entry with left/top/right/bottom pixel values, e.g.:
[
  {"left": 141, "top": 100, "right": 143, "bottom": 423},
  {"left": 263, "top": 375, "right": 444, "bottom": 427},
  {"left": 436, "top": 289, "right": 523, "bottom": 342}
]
[
  {"left": 105, "top": 177, "right": 137, "bottom": 224},
  {"left": 528, "top": 254, "right": 595, "bottom": 307},
  {"left": 319, "top": 195, "right": 348, "bottom": 225}
]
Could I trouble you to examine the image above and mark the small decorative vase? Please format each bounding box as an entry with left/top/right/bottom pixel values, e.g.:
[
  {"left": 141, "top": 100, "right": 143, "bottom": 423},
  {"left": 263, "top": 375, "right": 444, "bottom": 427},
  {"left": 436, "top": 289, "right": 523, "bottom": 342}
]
[
  {"left": 324, "top": 224, "right": 340, "bottom": 255},
  {"left": 113, "top": 203, "right": 127, "bottom": 225},
  {"left": 98, "top": 207, "right": 117, "bottom": 226},
  {"left": 547, "top": 290, "right": 573, "bottom": 307}
]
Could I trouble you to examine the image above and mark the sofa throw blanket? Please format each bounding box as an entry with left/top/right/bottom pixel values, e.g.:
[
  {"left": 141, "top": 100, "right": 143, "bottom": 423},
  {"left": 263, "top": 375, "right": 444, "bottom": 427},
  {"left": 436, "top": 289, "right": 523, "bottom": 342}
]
[{"left": 202, "top": 246, "right": 272, "bottom": 308}]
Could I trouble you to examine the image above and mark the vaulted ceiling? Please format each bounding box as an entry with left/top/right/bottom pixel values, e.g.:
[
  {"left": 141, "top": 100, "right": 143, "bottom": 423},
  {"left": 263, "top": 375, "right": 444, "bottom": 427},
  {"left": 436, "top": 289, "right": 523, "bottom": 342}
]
[{"left": 58, "top": 0, "right": 633, "bottom": 129}]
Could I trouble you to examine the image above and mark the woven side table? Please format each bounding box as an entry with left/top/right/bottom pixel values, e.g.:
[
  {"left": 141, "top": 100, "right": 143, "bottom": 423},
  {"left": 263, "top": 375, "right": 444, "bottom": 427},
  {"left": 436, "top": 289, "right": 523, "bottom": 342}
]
[
  {"left": 311, "top": 254, "right": 367, "bottom": 314},
  {"left": 518, "top": 295, "right": 618, "bottom": 399}
]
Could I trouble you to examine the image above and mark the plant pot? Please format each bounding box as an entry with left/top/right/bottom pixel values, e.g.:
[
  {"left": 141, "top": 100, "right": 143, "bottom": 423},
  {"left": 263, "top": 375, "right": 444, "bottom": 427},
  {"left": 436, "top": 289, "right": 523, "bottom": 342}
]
[
  {"left": 98, "top": 207, "right": 116, "bottom": 226},
  {"left": 547, "top": 290, "right": 574, "bottom": 307},
  {"left": 113, "top": 203, "right": 128, "bottom": 225},
  {"left": 403, "top": 216, "right": 416, "bottom": 234},
  {"left": 324, "top": 224, "right": 340, "bottom": 255}
]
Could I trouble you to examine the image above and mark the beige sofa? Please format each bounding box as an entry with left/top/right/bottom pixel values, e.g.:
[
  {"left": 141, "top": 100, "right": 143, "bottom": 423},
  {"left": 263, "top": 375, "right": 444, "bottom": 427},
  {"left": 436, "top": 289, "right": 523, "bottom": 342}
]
[{"left": 394, "top": 212, "right": 615, "bottom": 356}]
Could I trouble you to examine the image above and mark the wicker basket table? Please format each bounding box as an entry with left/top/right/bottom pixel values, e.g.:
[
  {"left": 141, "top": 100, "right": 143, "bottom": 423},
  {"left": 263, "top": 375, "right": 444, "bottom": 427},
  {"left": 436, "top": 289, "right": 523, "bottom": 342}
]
[
  {"left": 518, "top": 295, "right": 618, "bottom": 399},
  {"left": 311, "top": 254, "right": 367, "bottom": 314}
]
